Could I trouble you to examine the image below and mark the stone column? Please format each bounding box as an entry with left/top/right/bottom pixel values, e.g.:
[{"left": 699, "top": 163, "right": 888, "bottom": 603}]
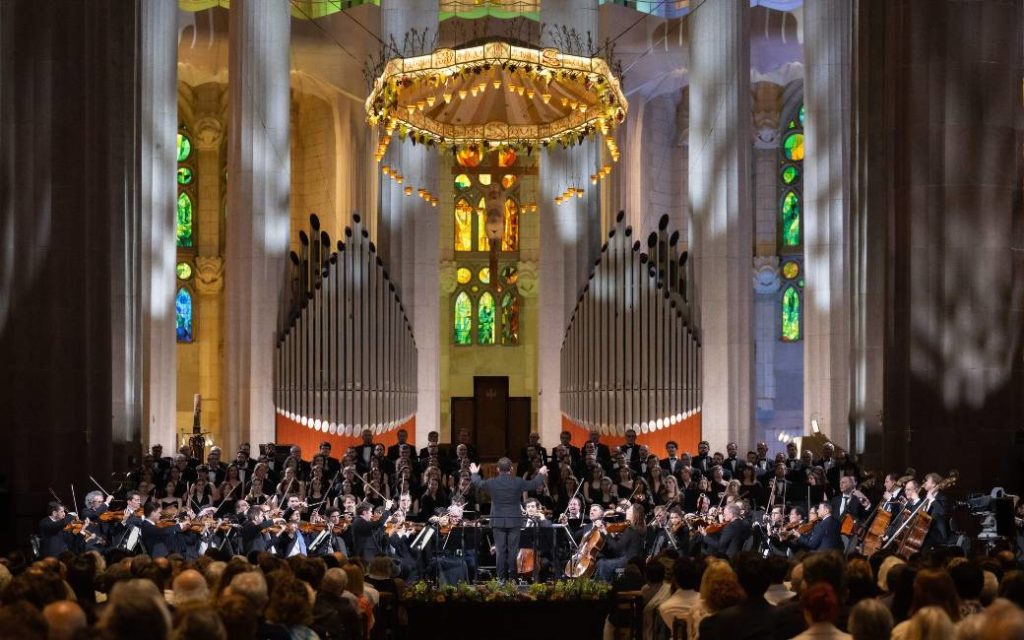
[
  {"left": 380, "top": 0, "right": 439, "bottom": 449},
  {"left": 224, "top": 0, "right": 291, "bottom": 452},
  {"left": 803, "top": 0, "right": 853, "bottom": 448},
  {"left": 688, "top": 0, "right": 754, "bottom": 447},
  {"left": 140, "top": 0, "right": 179, "bottom": 453},
  {"left": 537, "top": 0, "right": 599, "bottom": 444},
  {"left": 0, "top": 0, "right": 141, "bottom": 549}
]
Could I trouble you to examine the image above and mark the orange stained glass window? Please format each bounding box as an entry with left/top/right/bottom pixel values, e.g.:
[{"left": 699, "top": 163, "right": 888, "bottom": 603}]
[
  {"left": 455, "top": 199, "right": 474, "bottom": 251},
  {"left": 457, "top": 147, "right": 482, "bottom": 168},
  {"left": 502, "top": 197, "right": 519, "bottom": 251},
  {"left": 497, "top": 148, "right": 517, "bottom": 167},
  {"left": 501, "top": 174, "right": 517, "bottom": 189}
]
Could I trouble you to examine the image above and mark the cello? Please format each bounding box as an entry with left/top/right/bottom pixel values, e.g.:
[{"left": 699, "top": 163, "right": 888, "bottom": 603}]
[
  {"left": 859, "top": 473, "right": 913, "bottom": 557},
  {"left": 886, "top": 472, "right": 958, "bottom": 559}
]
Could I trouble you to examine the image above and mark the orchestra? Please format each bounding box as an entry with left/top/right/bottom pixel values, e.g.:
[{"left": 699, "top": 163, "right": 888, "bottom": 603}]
[{"left": 36, "top": 433, "right": 963, "bottom": 584}]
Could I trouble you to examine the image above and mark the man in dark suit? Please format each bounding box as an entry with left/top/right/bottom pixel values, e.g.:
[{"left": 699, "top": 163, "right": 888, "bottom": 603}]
[
  {"left": 558, "top": 430, "right": 582, "bottom": 468},
  {"left": 419, "top": 430, "right": 440, "bottom": 462},
  {"left": 470, "top": 457, "right": 547, "bottom": 580},
  {"left": 703, "top": 504, "right": 750, "bottom": 558},
  {"left": 140, "top": 502, "right": 187, "bottom": 558},
  {"left": 920, "top": 472, "right": 950, "bottom": 550},
  {"left": 699, "top": 552, "right": 777, "bottom": 640},
  {"left": 355, "top": 430, "right": 376, "bottom": 473},
  {"left": 815, "top": 442, "right": 841, "bottom": 489},
  {"left": 351, "top": 498, "right": 395, "bottom": 563},
  {"left": 618, "top": 429, "right": 643, "bottom": 473},
  {"left": 241, "top": 506, "right": 276, "bottom": 555},
  {"left": 722, "top": 442, "right": 744, "bottom": 478},
  {"left": 518, "top": 432, "right": 549, "bottom": 468},
  {"left": 38, "top": 501, "right": 75, "bottom": 558},
  {"left": 660, "top": 441, "right": 683, "bottom": 476},
  {"left": 386, "top": 429, "right": 416, "bottom": 465},
  {"left": 798, "top": 502, "right": 843, "bottom": 551},
  {"left": 587, "top": 429, "right": 613, "bottom": 470},
  {"left": 317, "top": 441, "right": 342, "bottom": 479},
  {"left": 692, "top": 441, "right": 713, "bottom": 477},
  {"left": 830, "top": 476, "right": 871, "bottom": 524}
]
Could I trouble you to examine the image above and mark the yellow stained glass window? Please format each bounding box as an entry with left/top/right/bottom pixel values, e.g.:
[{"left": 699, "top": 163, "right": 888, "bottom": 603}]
[
  {"left": 497, "top": 148, "right": 516, "bottom": 167},
  {"left": 455, "top": 174, "right": 472, "bottom": 190},
  {"left": 457, "top": 147, "right": 482, "bottom": 168},
  {"left": 501, "top": 174, "right": 517, "bottom": 189},
  {"left": 502, "top": 197, "right": 519, "bottom": 251},
  {"left": 455, "top": 199, "right": 474, "bottom": 251},
  {"left": 478, "top": 174, "right": 492, "bottom": 186},
  {"left": 476, "top": 197, "right": 489, "bottom": 250},
  {"left": 479, "top": 267, "right": 491, "bottom": 284},
  {"left": 456, "top": 267, "right": 472, "bottom": 284}
]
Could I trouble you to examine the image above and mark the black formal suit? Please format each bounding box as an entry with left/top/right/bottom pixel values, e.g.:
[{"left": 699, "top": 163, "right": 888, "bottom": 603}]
[
  {"left": 471, "top": 471, "right": 544, "bottom": 579},
  {"left": 355, "top": 444, "right": 376, "bottom": 472},
  {"left": 660, "top": 457, "right": 683, "bottom": 476},
  {"left": 816, "top": 458, "right": 841, "bottom": 488},
  {"left": 241, "top": 519, "right": 275, "bottom": 554},
  {"left": 589, "top": 441, "right": 612, "bottom": 469},
  {"left": 922, "top": 493, "right": 950, "bottom": 550},
  {"left": 692, "top": 454, "right": 713, "bottom": 477},
  {"left": 619, "top": 443, "right": 643, "bottom": 472},
  {"left": 140, "top": 519, "right": 182, "bottom": 558},
  {"left": 704, "top": 519, "right": 751, "bottom": 558},
  {"left": 39, "top": 515, "right": 74, "bottom": 558},
  {"left": 79, "top": 503, "right": 111, "bottom": 550},
  {"left": 699, "top": 597, "right": 777, "bottom": 640},
  {"left": 831, "top": 493, "right": 869, "bottom": 524},
  {"left": 351, "top": 505, "right": 396, "bottom": 563},
  {"left": 798, "top": 515, "right": 843, "bottom": 551},
  {"left": 518, "top": 445, "right": 549, "bottom": 468},
  {"left": 722, "top": 456, "right": 744, "bottom": 478}
]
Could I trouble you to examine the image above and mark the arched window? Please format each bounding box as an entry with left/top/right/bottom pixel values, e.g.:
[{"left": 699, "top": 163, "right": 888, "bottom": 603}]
[
  {"left": 779, "top": 103, "right": 805, "bottom": 341},
  {"left": 176, "top": 287, "right": 194, "bottom": 343},
  {"left": 478, "top": 292, "right": 496, "bottom": 345},
  {"left": 453, "top": 291, "right": 472, "bottom": 345},
  {"left": 177, "top": 127, "right": 196, "bottom": 248}
]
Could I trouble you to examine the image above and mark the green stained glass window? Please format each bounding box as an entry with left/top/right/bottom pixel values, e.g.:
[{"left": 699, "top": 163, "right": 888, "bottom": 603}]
[
  {"left": 781, "top": 191, "right": 800, "bottom": 247},
  {"left": 176, "top": 287, "right": 194, "bottom": 343},
  {"left": 478, "top": 292, "right": 495, "bottom": 344},
  {"left": 781, "top": 165, "right": 798, "bottom": 185},
  {"left": 478, "top": 267, "right": 491, "bottom": 284},
  {"left": 798, "top": 104, "right": 805, "bottom": 126},
  {"left": 782, "top": 286, "right": 800, "bottom": 341},
  {"left": 501, "top": 290, "right": 520, "bottom": 345},
  {"left": 454, "top": 174, "right": 471, "bottom": 190},
  {"left": 783, "top": 133, "right": 804, "bottom": 162},
  {"left": 177, "top": 262, "right": 193, "bottom": 280},
  {"left": 177, "top": 192, "right": 194, "bottom": 248},
  {"left": 454, "top": 292, "right": 472, "bottom": 345},
  {"left": 177, "top": 167, "right": 193, "bottom": 185},
  {"left": 177, "top": 133, "right": 192, "bottom": 162}
]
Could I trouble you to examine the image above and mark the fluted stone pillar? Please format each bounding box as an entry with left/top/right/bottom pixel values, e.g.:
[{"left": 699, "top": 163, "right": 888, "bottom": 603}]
[
  {"left": 224, "top": 0, "right": 291, "bottom": 451},
  {"left": 688, "top": 0, "right": 754, "bottom": 447},
  {"left": 380, "top": 0, "right": 439, "bottom": 449},
  {"left": 803, "top": 0, "right": 853, "bottom": 448},
  {"left": 537, "top": 0, "right": 599, "bottom": 444},
  {"left": 140, "top": 0, "right": 179, "bottom": 453}
]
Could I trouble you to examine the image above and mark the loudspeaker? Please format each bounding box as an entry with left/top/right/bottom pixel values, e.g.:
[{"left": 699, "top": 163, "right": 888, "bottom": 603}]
[{"left": 993, "top": 497, "right": 1015, "bottom": 536}]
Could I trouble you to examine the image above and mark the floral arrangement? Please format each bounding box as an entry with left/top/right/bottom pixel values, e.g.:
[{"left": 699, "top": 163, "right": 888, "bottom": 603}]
[{"left": 402, "top": 578, "right": 611, "bottom": 604}]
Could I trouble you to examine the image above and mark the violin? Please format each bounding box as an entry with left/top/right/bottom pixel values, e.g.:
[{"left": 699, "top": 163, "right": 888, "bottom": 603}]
[
  {"left": 99, "top": 508, "right": 144, "bottom": 522},
  {"left": 297, "top": 521, "right": 349, "bottom": 535}
]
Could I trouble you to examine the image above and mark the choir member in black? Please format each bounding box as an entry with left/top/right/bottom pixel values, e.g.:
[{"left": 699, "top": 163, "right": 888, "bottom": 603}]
[
  {"left": 585, "top": 429, "right": 613, "bottom": 470},
  {"left": 595, "top": 503, "right": 646, "bottom": 581},
  {"left": 557, "top": 431, "right": 583, "bottom": 469},
  {"left": 39, "top": 501, "right": 75, "bottom": 558},
  {"left": 418, "top": 477, "right": 450, "bottom": 518},
  {"left": 737, "top": 465, "right": 766, "bottom": 510},
  {"left": 387, "top": 428, "right": 416, "bottom": 464},
  {"left": 618, "top": 429, "right": 642, "bottom": 472},
  {"left": 678, "top": 468, "right": 700, "bottom": 513},
  {"left": 350, "top": 498, "right": 396, "bottom": 563},
  {"left": 139, "top": 501, "right": 188, "bottom": 558},
  {"left": 804, "top": 466, "right": 831, "bottom": 509},
  {"left": 707, "top": 466, "right": 730, "bottom": 503},
  {"left": 317, "top": 441, "right": 342, "bottom": 478},
  {"left": 721, "top": 442, "right": 743, "bottom": 478},
  {"left": 233, "top": 448, "right": 256, "bottom": 485},
  {"left": 692, "top": 441, "right": 713, "bottom": 477},
  {"left": 702, "top": 503, "right": 751, "bottom": 558},
  {"left": 204, "top": 448, "right": 228, "bottom": 485}
]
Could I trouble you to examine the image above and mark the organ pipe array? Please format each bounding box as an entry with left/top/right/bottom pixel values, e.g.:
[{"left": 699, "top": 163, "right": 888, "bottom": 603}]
[
  {"left": 274, "top": 213, "right": 417, "bottom": 435},
  {"left": 561, "top": 212, "right": 701, "bottom": 434}
]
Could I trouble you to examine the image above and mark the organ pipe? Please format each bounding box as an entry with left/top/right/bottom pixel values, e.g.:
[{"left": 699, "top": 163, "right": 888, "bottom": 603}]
[
  {"left": 275, "top": 213, "right": 418, "bottom": 434},
  {"left": 560, "top": 212, "right": 701, "bottom": 435}
]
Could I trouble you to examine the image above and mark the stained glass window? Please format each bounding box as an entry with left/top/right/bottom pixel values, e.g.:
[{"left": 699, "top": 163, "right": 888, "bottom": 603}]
[
  {"left": 456, "top": 267, "right": 472, "bottom": 284},
  {"left": 454, "top": 174, "right": 472, "bottom": 190},
  {"left": 177, "top": 133, "right": 192, "bottom": 162},
  {"left": 781, "top": 165, "right": 798, "bottom": 184},
  {"left": 501, "top": 266, "right": 518, "bottom": 285},
  {"left": 783, "top": 132, "right": 804, "bottom": 162},
  {"left": 501, "top": 290, "right": 520, "bottom": 345},
  {"left": 177, "top": 167, "right": 193, "bottom": 185},
  {"left": 477, "top": 174, "right": 492, "bottom": 186},
  {"left": 478, "top": 267, "right": 491, "bottom": 284},
  {"left": 501, "top": 174, "right": 517, "bottom": 189},
  {"left": 456, "top": 147, "right": 482, "bottom": 167},
  {"left": 781, "top": 287, "right": 800, "bottom": 341},
  {"left": 177, "top": 262, "right": 193, "bottom": 280},
  {"left": 781, "top": 191, "right": 800, "bottom": 247},
  {"left": 455, "top": 199, "right": 474, "bottom": 251},
  {"left": 497, "top": 148, "right": 516, "bottom": 167},
  {"left": 502, "top": 197, "right": 519, "bottom": 251},
  {"left": 177, "top": 192, "right": 194, "bottom": 248},
  {"left": 782, "top": 261, "right": 799, "bottom": 280},
  {"left": 176, "top": 287, "right": 194, "bottom": 343},
  {"left": 478, "top": 292, "right": 496, "bottom": 344},
  {"left": 454, "top": 292, "right": 472, "bottom": 345},
  {"left": 476, "top": 197, "right": 489, "bottom": 250}
]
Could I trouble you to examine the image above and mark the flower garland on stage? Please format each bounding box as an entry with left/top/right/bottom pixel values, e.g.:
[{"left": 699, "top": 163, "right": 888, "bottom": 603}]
[{"left": 402, "top": 577, "right": 611, "bottom": 603}]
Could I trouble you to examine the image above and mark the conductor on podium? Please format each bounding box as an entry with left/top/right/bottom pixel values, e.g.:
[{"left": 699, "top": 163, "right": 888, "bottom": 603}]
[{"left": 470, "top": 457, "right": 548, "bottom": 580}]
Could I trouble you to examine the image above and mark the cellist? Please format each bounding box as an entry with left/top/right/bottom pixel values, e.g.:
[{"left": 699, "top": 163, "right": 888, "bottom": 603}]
[
  {"left": 919, "top": 473, "right": 951, "bottom": 550},
  {"left": 594, "top": 504, "right": 646, "bottom": 581}
]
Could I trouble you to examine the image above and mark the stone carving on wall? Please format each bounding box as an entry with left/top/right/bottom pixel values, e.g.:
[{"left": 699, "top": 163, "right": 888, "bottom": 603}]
[
  {"left": 752, "top": 256, "right": 781, "bottom": 294},
  {"left": 515, "top": 260, "right": 538, "bottom": 297},
  {"left": 752, "top": 82, "right": 783, "bottom": 149},
  {"left": 439, "top": 261, "right": 458, "bottom": 295},
  {"left": 194, "top": 255, "right": 225, "bottom": 294},
  {"left": 193, "top": 116, "right": 224, "bottom": 151}
]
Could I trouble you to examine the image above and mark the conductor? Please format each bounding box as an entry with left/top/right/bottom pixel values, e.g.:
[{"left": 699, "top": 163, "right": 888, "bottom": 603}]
[{"left": 470, "top": 457, "right": 548, "bottom": 580}]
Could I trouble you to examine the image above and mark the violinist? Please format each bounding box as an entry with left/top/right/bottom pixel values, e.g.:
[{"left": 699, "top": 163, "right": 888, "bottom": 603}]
[
  {"left": 351, "top": 498, "right": 396, "bottom": 563},
  {"left": 139, "top": 501, "right": 189, "bottom": 558},
  {"left": 431, "top": 502, "right": 474, "bottom": 584},
  {"left": 81, "top": 491, "right": 113, "bottom": 544},
  {"left": 645, "top": 506, "right": 677, "bottom": 559},
  {"left": 276, "top": 506, "right": 312, "bottom": 557},
  {"left": 594, "top": 503, "right": 646, "bottom": 581},
  {"left": 797, "top": 502, "right": 843, "bottom": 551},
  {"left": 307, "top": 507, "right": 350, "bottom": 558},
  {"left": 241, "top": 506, "right": 277, "bottom": 555},
  {"left": 110, "top": 491, "right": 146, "bottom": 550},
  {"left": 701, "top": 503, "right": 750, "bottom": 558},
  {"left": 39, "top": 501, "right": 76, "bottom": 558},
  {"left": 385, "top": 509, "right": 420, "bottom": 580}
]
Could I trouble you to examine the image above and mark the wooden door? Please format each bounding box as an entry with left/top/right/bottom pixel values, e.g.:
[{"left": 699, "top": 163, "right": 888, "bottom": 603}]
[{"left": 474, "top": 376, "right": 509, "bottom": 460}]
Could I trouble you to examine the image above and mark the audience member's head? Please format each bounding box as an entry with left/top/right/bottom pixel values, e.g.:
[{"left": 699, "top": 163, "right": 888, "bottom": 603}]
[
  {"left": 876, "top": 555, "right": 905, "bottom": 593},
  {"left": 672, "top": 556, "right": 704, "bottom": 591},
  {"left": 732, "top": 552, "right": 770, "bottom": 599},
  {"left": 265, "top": 575, "right": 313, "bottom": 628},
  {"left": 999, "top": 570, "right": 1024, "bottom": 609},
  {"left": 172, "top": 569, "right": 209, "bottom": 607},
  {"left": 226, "top": 571, "right": 269, "bottom": 613},
  {"left": 97, "top": 579, "right": 171, "bottom": 640},
  {"left": 699, "top": 560, "right": 746, "bottom": 613},
  {"left": 41, "top": 600, "right": 87, "bottom": 640},
  {"left": 321, "top": 568, "right": 349, "bottom": 597},
  {"left": 949, "top": 562, "right": 985, "bottom": 604},
  {"left": 847, "top": 597, "right": 893, "bottom": 640},
  {"left": 910, "top": 568, "right": 962, "bottom": 623},
  {"left": 901, "top": 605, "right": 954, "bottom": 640},
  {"left": 216, "top": 594, "right": 259, "bottom": 640},
  {"left": 801, "top": 582, "right": 841, "bottom": 627}
]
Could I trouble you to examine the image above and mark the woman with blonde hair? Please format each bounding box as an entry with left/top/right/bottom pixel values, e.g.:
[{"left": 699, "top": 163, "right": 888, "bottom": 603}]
[{"left": 682, "top": 559, "right": 746, "bottom": 640}]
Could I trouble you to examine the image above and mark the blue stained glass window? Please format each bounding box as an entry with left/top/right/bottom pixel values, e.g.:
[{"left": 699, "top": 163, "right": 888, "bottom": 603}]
[{"left": 176, "top": 288, "right": 194, "bottom": 343}]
